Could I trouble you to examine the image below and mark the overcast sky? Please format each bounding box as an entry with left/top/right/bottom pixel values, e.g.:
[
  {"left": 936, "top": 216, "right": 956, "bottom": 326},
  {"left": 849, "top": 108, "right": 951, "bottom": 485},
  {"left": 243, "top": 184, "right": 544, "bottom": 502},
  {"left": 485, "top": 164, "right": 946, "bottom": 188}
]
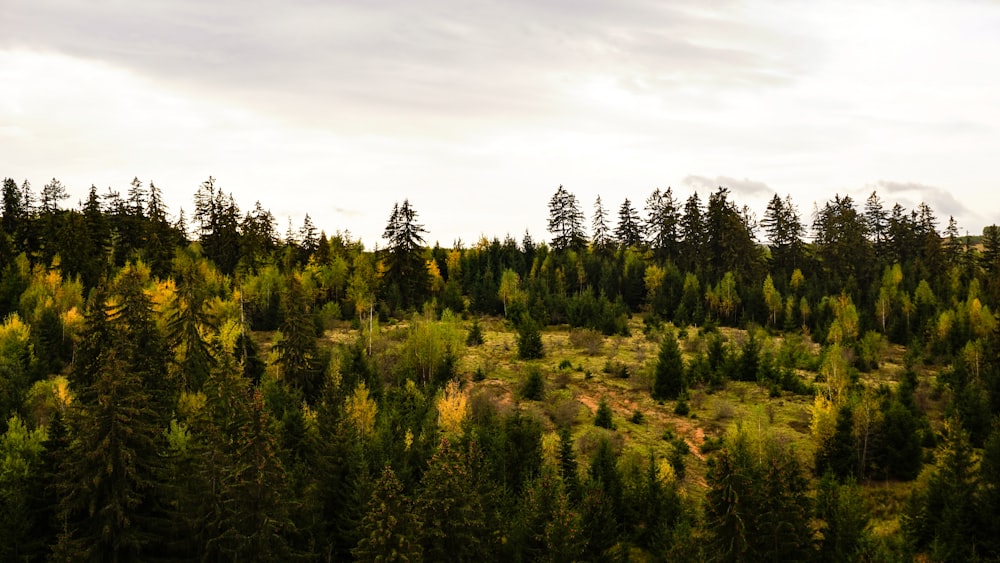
[{"left": 2, "top": 0, "right": 999, "bottom": 247}]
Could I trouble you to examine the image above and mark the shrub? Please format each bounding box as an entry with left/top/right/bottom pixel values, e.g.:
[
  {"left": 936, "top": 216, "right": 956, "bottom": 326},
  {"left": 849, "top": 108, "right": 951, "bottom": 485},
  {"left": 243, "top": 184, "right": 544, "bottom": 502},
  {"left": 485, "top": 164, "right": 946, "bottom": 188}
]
[
  {"left": 603, "top": 360, "right": 630, "bottom": 379},
  {"left": 630, "top": 410, "right": 644, "bottom": 424},
  {"left": 674, "top": 398, "right": 690, "bottom": 416},
  {"left": 568, "top": 328, "right": 604, "bottom": 355}
]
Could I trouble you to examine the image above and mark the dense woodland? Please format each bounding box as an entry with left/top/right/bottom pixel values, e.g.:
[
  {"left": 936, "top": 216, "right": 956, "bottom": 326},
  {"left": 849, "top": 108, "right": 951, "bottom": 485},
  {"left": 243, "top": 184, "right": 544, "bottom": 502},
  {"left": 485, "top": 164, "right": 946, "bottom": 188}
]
[{"left": 2, "top": 176, "right": 1000, "bottom": 561}]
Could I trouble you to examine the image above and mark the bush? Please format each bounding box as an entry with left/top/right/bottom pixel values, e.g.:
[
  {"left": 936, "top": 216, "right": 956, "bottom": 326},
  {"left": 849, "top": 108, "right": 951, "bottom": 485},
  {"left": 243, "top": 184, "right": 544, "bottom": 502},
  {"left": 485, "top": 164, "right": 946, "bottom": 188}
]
[
  {"left": 558, "top": 358, "right": 573, "bottom": 370},
  {"left": 568, "top": 328, "right": 604, "bottom": 355},
  {"left": 630, "top": 410, "right": 644, "bottom": 424},
  {"left": 674, "top": 398, "right": 690, "bottom": 416},
  {"left": 701, "top": 436, "right": 724, "bottom": 454},
  {"left": 603, "top": 360, "right": 630, "bottom": 379}
]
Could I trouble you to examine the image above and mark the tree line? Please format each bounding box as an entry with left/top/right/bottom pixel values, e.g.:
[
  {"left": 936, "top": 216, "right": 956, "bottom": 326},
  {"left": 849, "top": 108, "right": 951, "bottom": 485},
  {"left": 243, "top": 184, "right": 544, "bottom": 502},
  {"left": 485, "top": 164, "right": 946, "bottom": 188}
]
[{"left": 0, "top": 175, "right": 999, "bottom": 560}]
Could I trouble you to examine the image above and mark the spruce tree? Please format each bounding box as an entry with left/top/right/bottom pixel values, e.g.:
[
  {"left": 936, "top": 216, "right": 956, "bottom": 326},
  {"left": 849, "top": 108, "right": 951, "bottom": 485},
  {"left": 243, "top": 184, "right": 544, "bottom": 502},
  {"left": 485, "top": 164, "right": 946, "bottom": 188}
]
[
  {"left": 353, "top": 466, "right": 423, "bottom": 562},
  {"left": 653, "top": 330, "right": 685, "bottom": 400},
  {"left": 415, "top": 438, "right": 487, "bottom": 562},
  {"left": 547, "top": 185, "right": 587, "bottom": 252},
  {"left": 516, "top": 314, "right": 544, "bottom": 360},
  {"left": 382, "top": 199, "right": 429, "bottom": 311},
  {"left": 614, "top": 198, "right": 643, "bottom": 249}
]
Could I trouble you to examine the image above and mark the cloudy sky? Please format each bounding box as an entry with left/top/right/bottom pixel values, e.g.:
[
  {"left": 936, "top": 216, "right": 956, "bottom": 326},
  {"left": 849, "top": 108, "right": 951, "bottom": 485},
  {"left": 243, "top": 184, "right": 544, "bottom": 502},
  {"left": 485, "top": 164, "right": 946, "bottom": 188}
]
[{"left": 3, "top": 0, "right": 999, "bottom": 247}]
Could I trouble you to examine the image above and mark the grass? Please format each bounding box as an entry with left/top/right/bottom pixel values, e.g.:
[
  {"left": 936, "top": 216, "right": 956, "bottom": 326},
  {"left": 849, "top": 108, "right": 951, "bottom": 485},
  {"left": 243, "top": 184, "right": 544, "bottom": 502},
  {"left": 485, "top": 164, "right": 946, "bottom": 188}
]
[{"left": 322, "top": 314, "right": 933, "bottom": 504}]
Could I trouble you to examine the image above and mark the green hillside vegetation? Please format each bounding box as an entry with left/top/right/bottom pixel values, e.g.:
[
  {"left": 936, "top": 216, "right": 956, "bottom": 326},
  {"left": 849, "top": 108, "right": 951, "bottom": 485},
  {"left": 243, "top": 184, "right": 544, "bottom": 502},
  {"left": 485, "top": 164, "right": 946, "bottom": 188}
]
[{"left": 1, "top": 176, "right": 999, "bottom": 560}]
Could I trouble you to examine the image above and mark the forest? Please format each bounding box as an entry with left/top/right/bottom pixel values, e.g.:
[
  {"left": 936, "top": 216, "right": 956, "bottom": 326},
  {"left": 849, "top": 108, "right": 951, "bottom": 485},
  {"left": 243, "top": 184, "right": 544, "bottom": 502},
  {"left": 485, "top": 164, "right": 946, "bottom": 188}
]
[{"left": 1, "top": 175, "right": 1000, "bottom": 561}]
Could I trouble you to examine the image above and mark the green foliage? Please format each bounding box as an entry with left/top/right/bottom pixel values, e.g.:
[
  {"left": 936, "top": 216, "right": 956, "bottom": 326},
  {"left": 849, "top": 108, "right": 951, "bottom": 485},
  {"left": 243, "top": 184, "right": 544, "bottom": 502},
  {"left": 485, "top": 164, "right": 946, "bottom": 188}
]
[
  {"left": 353, "top": 466, "right": 423, "bottom": 562},
  {"left": 653, "top": 329, "right": 685, "bottom": 400},
  {"left": 816, "top": 475, "right": 872, "bottom": 562},
  {"left": 465, "top": 317, "right": 484, "bottom": 346},
  {"left": 519, "top": 365, "right": 545, "bottom": 401},
  {"left": 705, "top": 426, "right": 812, "bottom": 562},
  {"left": 594, "top": 398, "right": 614, "bottom": 430},
  {"left": 516, "top": 314, "right": 544, "bottom": 360},
  {"left": 415, "top": 438, "right": 489, "bottom": 562}
]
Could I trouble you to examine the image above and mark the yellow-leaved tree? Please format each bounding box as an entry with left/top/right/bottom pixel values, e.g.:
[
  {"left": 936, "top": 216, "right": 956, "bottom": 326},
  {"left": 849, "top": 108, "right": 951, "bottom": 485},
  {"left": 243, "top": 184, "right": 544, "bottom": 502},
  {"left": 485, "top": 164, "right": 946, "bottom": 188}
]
[
  {"left": 436, "top": 380, "right": 468, "bottom": 436},
  {"left": 345, "top": 382, "right": 377, "bottom": 447}
]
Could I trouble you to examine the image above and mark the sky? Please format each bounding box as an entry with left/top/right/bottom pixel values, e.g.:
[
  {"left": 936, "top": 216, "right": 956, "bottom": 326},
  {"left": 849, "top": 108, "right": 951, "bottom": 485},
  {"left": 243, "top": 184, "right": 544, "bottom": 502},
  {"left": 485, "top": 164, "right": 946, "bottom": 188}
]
[{"left": 2, "top": 0, "right": 1000, "bottom": 248}]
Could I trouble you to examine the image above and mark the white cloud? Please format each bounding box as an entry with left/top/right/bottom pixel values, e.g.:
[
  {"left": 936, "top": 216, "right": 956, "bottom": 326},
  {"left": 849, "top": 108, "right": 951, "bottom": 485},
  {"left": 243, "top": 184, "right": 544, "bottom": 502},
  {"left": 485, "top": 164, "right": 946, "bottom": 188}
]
[{"left": 3, "top": 1, "right": 1000, "bottom": 243}]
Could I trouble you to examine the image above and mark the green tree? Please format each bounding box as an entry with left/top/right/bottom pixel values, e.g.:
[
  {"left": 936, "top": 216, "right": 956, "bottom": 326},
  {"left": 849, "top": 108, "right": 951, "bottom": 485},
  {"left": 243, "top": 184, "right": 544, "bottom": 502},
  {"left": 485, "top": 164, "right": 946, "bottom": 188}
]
[
  {"left": 274, "top": 273, "right": 321, "bottom": 401},
  {"left": 516, "top": 314, "right": 544, "bottom": 360},
  {"left": 0, "top": 415, "right": 49, "bottom": 561},
  {"left": 705, "top": 427, "right": 812, "bottom": 563},
  {"left": 415, "top": 438, "right": 488, "bottom": 562},
  {"left": 761, "top": 193, "right": 805, "bottom": 278},
  {"left": 644, "top": 186, "right": 680, "bottom": 262},
  {"left": 166, "top": 247, "right": 219, "bottom": 390},
  {"left": 382, "top": 199, "right": 429, "bottom": 311},
  {"left": 594, "top": 398, "right": 614, "bottom": 429},
  {"left": 591, "top": 196, "right": 613, "bottom": 254},
  {"left": 548, "top": 185, "right": 587, "bottom": 252},
  {"left": 906, "top": 419, "right": 979, "bottom": 561},
  {"left": 614, "top": 198, "right": 643, "bottom": 249},
  {"left": 653, "top": 329, "right": 685, "bottom": 400},
  {"left": 54, "top": 329, "right": 164, "bottom": 560},
  {"left": 815, "top": 474, "right": 871, "bottom": 562},
  {"left": 353, "top": 466, "right": 423, "bottom": 562}
]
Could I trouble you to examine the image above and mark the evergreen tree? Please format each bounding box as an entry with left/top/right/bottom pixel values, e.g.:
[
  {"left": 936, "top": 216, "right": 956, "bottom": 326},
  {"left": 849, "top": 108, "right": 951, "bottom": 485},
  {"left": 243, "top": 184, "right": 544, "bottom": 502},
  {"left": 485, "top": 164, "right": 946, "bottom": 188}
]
[
  {"left": 906, "top": 419, "right": 979, "bottom": 561},
  {"left": 274, "top": 273, "right": 321, "bottom": 402},
  {"left": 614, "top": 198, "right": 643, "bottom": 249},
  {"left": 591, "top": 196, "right": 612, "bottom": 254},
  {"left": 645, "top": 186, "right": 680, "bottom": 262},
  {"left": 54, "top": 327, "right": 164, "bottom": 560},
  {"left": 415, "top": 438, "right": 488, "bottom": 562},
  {"left": 516, "top": 314, "right": 544, "bottom": 360},
  {"left": 761, "top": 193, "right": 804, "bottom": 278},
  {"left": 547, "top": 185, "right": 587, "bottom": 252},
  {"left": 166, "top": 247, "right": 219, "bottom": 391},
  {"left": 705, "top": 427, "right": 812, "bottom": 562},
  {"left": 382, "top": 199, "right": 429, "bottom": 311},
  {"left": 679, "top": 192, "right": 706, "bottom": 273},
  {"left": 353, "top": 466, "right": 423, "bottom": 562},
  {"left": 816, "top": 474, "right": 871, "bottom": 563},
  {"left": 653, "top": 329, "right": 685, "bottom": 400},
  {"left": 815, "top": 403, "right": 858, "bottom": 480},
  {"left": 594, "top": 398, "right": 614, "bottom": 429}
]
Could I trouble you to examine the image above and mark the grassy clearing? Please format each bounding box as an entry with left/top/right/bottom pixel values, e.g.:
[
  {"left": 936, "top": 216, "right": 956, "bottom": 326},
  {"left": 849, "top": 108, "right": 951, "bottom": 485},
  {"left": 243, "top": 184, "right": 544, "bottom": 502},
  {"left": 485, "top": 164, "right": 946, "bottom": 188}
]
[{"left": 320, "top": 314, "right": 931, "bottom": 504}]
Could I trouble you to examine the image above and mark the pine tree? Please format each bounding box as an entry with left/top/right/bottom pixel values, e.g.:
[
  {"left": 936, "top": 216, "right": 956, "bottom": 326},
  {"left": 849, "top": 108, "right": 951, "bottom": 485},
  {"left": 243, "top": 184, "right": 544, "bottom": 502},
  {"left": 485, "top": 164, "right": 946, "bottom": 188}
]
[
  {"left": 679, "top": 192, "right": 705, "bottom": 272},
  {"left": 547, "top": 185, "right": 587, "bottom": 252},
  {"left": 591, "top": 196, "right": 612, "bottom": 254},
  {"left": 516, "top": 314, "right": 544, "bottom": 360},
  {"left": 614, "top": 198, "right": 643, "bottom": 249},
  {"left": 645, "top": 186, "right": 681, "bottom": 262},
  {"left": 653, "top": 329, "right": 685, "bottom": 400},
  {"left": 55, "top": 335, "right": 163, "bottom": 560},
  {"left": 594, "top": 398, "right": 614, "bottom": 429},
  {"left": 353, "top": 466, "right": 423, "bottom": 562},
  {"left": 275, "top": 273, "right": 321, "bottom": 402},
  {"left": 415, "top": 438, "right": 487, "bottom": 562},
  {"left": 816, "top": 474, "right": 871, "bottom": 562},
  {"left": 166, "top": 247, "right": 219, "bottom": 391},
  {"left": 383, "top": 199, "right": 429, "bottom": 311}
]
